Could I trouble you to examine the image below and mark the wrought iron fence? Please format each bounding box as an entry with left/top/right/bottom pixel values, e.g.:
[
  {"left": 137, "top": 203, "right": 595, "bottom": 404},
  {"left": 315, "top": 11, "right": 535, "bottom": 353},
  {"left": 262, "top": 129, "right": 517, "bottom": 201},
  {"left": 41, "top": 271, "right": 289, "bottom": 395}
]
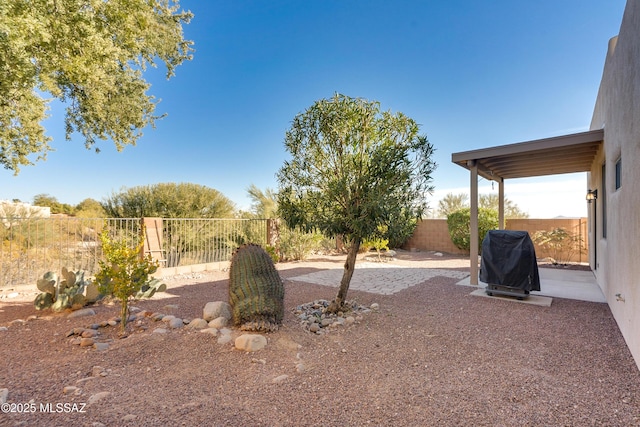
[
  {"left": 160, "top": 218, "right": 268, "bottom": 267},
  {"left": 0, "top": 217, "right": 270, "bottom": 287}
]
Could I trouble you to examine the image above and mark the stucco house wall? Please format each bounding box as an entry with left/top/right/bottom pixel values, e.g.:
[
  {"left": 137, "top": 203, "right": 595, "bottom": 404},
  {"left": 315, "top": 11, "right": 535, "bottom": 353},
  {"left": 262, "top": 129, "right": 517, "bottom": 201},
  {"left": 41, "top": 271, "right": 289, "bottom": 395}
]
[{"left": 589, "top": 0, "right": 640, "bottom": 369}]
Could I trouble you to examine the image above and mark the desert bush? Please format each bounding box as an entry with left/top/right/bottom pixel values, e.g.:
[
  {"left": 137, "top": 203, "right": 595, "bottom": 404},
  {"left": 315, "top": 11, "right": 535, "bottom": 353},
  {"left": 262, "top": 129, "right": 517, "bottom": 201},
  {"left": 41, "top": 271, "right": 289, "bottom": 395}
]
[
  {"left": 447, "top": 207, "right": 498, "bottom": 252},
  {"left": 532, "top": 227, "right": 584, "bottom": 264},
  {"left": 94, "top": 228, "right": 164, "bottom": 333},
  {"left": 277, "top": 228, "right": 324, "bottom": 261}
]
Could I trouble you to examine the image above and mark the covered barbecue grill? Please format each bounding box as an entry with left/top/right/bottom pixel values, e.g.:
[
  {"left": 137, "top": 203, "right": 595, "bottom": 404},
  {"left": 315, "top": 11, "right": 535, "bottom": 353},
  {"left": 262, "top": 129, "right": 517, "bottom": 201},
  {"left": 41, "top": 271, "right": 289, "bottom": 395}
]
[{"left": 480, "top": 230, "right": 540, "bottom": 299}]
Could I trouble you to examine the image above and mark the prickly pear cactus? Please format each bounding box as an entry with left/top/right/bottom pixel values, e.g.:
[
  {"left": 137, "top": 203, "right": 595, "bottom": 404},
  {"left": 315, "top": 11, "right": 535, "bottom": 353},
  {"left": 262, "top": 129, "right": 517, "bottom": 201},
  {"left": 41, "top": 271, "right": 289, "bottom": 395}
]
[
  {"left": 228, "top": 244, "right": 284, "bottom": 332},
  {"left": 33, "top": 267, "right": 91, "bottom": 311}
]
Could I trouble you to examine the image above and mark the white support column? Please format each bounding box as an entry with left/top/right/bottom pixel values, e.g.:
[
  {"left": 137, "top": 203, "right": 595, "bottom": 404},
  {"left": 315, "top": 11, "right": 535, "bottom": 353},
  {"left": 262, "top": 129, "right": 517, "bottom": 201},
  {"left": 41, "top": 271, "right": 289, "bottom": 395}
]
[
  {"left": 498, "top": 178, "right": 505, "bottom": 230},
  {"left": 469, "top": 160, "right": 479, "bottom": 285}
]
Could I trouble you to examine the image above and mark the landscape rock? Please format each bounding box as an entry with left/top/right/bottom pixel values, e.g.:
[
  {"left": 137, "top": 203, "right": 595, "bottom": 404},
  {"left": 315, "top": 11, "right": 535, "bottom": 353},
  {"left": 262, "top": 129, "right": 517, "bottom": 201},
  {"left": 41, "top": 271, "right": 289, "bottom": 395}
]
[
  {"left": 168, "top": 317, "right": 184, "bottom": 329},
  {"left": 135, "top": 310, "right": 151, "bottom": 320},
  {"left": 152, "top": 328, "right": 168, "bottom": 334},
  {"left": 94, "top": 343, "right": 110, "bottom": 351},
  {"left": 272, "top": 374, "right": 289, "bottom": 383},
  {"left": 235, "top": 334, "right": 267, "bottom": 352},
  {"left": 87, "top": 391, "right": 111, "bottom": 405},
  {"left": 186, "top": 318, "right": 208, "bottom": 329},
  {"left": 217, "top": 334, "right": 232, "bottom": 345},
  {"left": 203, "top": 301, "right": 232, "bottom": 321},
  {"left": 81, "top": 329, "right": 98, "bottom": 338},
  {"left": 0, "top": 388, "right": 8, "bottom": 404},
  {"left": 68, "top": 308, "right": 96, "bottom": 318},
  {"left": 200, "top": 327, "right": 219, "bottom": 336},
  {"left": 161, "top": 315, "right": 176, "bottom": 323},
  {"left": 63, "top": 386, "right": 79, "bottom": 394},
  {"left": 0, "top": 327, "right": 7, "bottom": 332},
  {"left": 208, "top": 316, "right": 228, "bottom": 329},
  {"left": 80, "top": 338, "right": 95, "bottom": 347}
]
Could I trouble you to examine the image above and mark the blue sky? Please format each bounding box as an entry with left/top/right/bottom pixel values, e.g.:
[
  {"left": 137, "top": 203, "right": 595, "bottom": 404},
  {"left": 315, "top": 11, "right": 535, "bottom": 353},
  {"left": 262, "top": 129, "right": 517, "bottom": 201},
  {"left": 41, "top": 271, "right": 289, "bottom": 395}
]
[{"left": 1, "top": 0, "right": 627, "bottom": 217}]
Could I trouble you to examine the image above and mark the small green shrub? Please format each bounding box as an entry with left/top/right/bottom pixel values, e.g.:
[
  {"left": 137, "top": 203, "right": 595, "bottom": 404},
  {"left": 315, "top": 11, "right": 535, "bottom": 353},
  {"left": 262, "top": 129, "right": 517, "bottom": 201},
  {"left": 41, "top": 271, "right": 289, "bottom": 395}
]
[
  {"left": 265, "top": 245, "right": 280, "bottom": 263},
  {"left": 532, "top": 227, "right": 584, "bottom": 264},
  {"left": 363, "top": 236, "right": 390, "bottom": 259},
  {"left": 385, "top": 215, "right": 417, "bottom": 249},
  {"left": 447, "top": 207, "right": 498, "bottom": 252},
  {"left": 94, "top": 228, "right": 163, "bottom": 334},
  {"left": 277, "top": 228, "right": 324, "bottom": 261}
]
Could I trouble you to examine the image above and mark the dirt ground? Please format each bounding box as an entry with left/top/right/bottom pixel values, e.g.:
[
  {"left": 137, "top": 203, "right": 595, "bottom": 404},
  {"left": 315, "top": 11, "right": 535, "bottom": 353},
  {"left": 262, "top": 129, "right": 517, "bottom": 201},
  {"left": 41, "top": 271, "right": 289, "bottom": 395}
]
[{"left": 1, "top": 251, "right": 639, "bottom": 426}]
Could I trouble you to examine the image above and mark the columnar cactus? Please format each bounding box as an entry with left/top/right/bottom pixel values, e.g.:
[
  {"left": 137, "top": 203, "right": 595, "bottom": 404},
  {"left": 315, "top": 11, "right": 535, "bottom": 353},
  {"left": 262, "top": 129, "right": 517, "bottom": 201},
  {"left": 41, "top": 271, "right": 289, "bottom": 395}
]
[{"left": 228, "top": 244, "right": 285, "bottom": 332}]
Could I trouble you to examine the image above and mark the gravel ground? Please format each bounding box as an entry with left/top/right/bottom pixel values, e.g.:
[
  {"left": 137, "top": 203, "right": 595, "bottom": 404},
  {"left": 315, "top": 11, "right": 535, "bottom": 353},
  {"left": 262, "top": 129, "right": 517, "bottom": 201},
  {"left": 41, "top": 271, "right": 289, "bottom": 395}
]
[{"left": 0, "top": 251, "right": 639, "bottom": 427}]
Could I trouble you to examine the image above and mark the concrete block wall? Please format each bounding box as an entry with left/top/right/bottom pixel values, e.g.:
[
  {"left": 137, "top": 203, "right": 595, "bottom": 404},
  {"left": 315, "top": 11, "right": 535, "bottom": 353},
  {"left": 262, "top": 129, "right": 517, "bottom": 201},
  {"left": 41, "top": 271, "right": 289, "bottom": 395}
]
[
  {"left": 507, "top": 218, "right": 588, "bottom": 263},
  {"left": 403, "top": 218, "right": 588, "bottom": 262},
  {"left": 403, "top": 219, "right": 467, "bottom": 255}
]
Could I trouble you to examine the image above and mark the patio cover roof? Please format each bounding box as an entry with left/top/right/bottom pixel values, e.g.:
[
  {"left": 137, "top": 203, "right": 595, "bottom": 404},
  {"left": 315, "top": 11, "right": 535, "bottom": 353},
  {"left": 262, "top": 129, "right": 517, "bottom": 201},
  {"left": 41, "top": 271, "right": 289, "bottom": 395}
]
[
  {"left": 451, "top": 128, "right": 603, "bottom": 286},
  {"left": 451, "top": 129, "right": 604, "bottom": 181}
]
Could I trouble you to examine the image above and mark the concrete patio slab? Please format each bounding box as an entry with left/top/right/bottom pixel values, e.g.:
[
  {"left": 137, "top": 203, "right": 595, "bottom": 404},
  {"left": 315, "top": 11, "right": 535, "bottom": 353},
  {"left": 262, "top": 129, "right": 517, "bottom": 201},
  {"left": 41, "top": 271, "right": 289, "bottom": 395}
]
[
  {"left": 457, "top": 267, "right": 606, "bottom": 303},
  {"left": 288, "top": 262, "right": 469, "bottom": 295},
  {"left": 469, "top": 288, "right": 553, "bottom": 307}
]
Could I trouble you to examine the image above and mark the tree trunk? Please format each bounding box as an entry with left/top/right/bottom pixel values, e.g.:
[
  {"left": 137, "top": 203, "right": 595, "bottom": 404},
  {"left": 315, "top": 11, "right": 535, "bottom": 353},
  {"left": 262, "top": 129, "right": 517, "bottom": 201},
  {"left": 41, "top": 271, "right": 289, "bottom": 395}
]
[
  {"left": 328, "top": 236, "right": 361, "bottom": 313},
  {"left": 120, "top": 298, "right": 129, "bottom": 335}
]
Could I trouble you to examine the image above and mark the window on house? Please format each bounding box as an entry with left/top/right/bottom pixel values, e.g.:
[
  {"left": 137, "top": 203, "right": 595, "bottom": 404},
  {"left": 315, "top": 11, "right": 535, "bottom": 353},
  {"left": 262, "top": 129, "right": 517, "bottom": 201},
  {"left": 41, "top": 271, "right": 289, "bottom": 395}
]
[
  {"left": 602, "top": 163, "right": 607, "bottom": 239},
  {"left": 615, "top": 157, "right": 622, "bottom": 190}
]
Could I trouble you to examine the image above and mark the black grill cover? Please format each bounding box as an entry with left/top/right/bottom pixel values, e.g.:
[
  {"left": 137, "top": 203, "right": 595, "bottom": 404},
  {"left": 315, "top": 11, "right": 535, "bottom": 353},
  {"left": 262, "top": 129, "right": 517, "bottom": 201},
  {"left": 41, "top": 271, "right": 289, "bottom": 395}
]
[{"left": 479, "top": 230, "right": 540, "bottom": 291}]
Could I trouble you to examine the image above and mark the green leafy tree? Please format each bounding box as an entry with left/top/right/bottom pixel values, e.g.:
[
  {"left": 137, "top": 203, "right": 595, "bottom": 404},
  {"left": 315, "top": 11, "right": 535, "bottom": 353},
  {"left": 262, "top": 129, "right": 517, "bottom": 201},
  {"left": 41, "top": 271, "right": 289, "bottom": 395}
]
[
  {"left": 277, "top": 94, "right": 436, "bottom": 311},
  {"left": 447, "top": 207, "right": 499, "bottom": 252},
  {"left": 437, "top": 193, "right": 528, "bottom": 219},
  {"left": 438, "top": 193, "right": 469, "bottom": 217},
  {"left": 242, "top": 185, "right": 331, "bottom": 261},
  {"left": 0, "top": 0, "right": 193, "bottom": 173},
  {"left": 102, "top": 183, "right": 235, "bottom": 218},
  {"left": 33, "top": 193, "right": 74, "bottom": 215},
  {"left": 75, "top": 198, "right": 106, "bottom": 218},
  {"left": 479, "top": 194, "right": 528, "bottom": 219},
  {"left": 245, "top": 184, "right": 278, "bottom": 218}
]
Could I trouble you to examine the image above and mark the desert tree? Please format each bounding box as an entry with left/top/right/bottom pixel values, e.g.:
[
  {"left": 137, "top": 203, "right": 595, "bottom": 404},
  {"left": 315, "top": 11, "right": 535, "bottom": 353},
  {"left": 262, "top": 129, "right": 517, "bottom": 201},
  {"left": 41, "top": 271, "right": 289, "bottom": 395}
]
[
  {"left": 438, "top": 192, "right": 528, "bottom": 219},
  {"left": 277, "top": 94, "right": 436, "bottom": 311},
  {"left": 479, "top": 194, "right": 529, "bottom": 219},
  {"left": 0, "top": 0, "right": 193, "bottom": 173},
  {"left": 245, "top": 184, "right": 278, "bottom": 219},
  {"left": 102, "top": 182, "right": 235, "bottom": 218},
  {"left": 438, "top": 192, "right": 469, "bottom": 217}
]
